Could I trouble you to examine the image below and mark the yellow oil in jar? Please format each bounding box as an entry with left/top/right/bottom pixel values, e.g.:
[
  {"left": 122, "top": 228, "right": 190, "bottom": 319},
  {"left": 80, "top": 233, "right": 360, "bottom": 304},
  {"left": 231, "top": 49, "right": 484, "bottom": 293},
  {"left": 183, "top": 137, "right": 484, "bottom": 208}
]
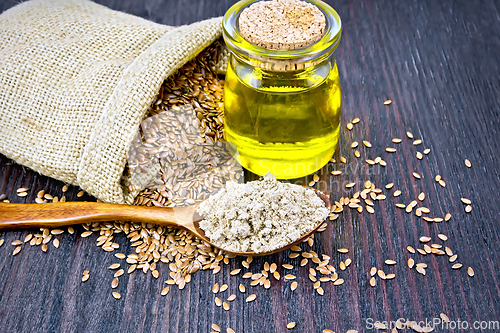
[{"left": 224, "top": 59, "right": 341, "bottom": 179}]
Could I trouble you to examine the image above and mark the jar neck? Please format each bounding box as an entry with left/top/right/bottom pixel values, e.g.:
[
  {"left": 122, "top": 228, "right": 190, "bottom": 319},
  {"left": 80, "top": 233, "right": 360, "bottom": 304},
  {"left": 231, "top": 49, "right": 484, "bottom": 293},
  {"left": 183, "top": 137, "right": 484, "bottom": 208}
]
[
  {"left": 229, "top": 54, "right": 334, "bottom": 91},
  {"left": 223, "top": 0, "right": 342, "bottom": 71}
]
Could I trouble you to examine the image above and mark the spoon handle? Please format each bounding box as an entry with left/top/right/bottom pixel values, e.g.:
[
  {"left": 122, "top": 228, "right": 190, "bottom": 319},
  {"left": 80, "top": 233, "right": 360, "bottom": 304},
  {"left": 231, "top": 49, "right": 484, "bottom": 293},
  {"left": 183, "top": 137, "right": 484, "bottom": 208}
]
[{"left": 0, "top": 202, "right": 178, "bottom": 230}]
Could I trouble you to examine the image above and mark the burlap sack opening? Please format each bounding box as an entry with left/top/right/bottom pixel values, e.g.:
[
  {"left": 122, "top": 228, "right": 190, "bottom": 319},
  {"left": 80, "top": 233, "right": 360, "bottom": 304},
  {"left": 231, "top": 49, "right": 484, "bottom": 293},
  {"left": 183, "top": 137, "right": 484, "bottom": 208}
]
[{"left": 0, "top": 0, "right": 227, "bottom": 204}]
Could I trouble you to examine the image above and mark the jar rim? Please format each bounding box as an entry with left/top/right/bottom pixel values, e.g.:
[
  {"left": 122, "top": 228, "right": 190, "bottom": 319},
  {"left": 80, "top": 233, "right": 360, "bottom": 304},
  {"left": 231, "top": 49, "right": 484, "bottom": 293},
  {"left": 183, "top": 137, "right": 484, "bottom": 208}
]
[{"left": 223, "top": 0, "right": 342, "bottom": 63}]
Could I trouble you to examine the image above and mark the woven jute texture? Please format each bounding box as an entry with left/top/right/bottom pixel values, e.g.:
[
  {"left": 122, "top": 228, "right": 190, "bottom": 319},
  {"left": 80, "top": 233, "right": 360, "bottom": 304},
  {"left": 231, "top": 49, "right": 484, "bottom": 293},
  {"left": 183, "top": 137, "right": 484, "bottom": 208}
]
[{"left": 0, "top": 0, "right": 223, "bottom": 204}]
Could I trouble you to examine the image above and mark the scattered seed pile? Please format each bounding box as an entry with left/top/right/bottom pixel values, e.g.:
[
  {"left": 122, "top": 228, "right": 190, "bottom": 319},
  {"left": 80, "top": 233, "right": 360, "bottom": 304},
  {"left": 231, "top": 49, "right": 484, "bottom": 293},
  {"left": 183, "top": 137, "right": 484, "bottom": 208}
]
[
  {"left": 125, "top": 104, "right": 241, "bottom": 206},
  {"left": 198, "top": 172, "right": 329, "bottom": 253},
  {"left": 124, "top": 39, "right": 242, "bottom": 207}
]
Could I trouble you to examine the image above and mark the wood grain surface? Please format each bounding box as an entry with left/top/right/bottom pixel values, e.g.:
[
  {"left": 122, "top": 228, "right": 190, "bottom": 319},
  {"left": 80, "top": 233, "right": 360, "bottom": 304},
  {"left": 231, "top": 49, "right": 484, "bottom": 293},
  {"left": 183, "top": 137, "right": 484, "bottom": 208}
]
[{"left": 1, "top": 0, "right": 499, "bottom": 332}]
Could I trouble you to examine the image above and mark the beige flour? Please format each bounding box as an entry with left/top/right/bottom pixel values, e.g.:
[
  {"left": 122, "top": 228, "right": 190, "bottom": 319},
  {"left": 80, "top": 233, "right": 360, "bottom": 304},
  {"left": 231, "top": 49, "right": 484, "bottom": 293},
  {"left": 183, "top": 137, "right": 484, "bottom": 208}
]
[{"left": 198, "top": 173, "right": 329, "bottom": 253}]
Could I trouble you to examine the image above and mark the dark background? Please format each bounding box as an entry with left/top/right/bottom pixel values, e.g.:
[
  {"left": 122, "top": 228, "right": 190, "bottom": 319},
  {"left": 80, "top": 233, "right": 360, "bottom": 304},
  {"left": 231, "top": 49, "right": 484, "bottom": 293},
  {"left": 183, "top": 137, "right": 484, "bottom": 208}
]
[{"left": 0, "top": 0, "right": 499, "bottom": 332}]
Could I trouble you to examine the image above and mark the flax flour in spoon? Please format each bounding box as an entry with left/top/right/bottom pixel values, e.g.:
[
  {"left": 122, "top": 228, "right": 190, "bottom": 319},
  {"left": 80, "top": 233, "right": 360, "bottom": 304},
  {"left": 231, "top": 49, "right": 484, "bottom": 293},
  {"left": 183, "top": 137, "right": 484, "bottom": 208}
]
[{"left": 198, "top": 173, "right": 329, "bottom": 253}]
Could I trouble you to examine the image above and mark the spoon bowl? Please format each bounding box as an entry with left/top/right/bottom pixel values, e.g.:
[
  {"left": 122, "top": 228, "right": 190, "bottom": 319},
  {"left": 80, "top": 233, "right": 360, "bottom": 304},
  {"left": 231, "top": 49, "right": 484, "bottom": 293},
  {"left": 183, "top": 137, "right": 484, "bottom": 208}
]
[
  {"left": 0, "top": 188, "right": 330, "bottom": 256},
  {"left": 190, "top": 188, "right": 331, "bottom": 256}
]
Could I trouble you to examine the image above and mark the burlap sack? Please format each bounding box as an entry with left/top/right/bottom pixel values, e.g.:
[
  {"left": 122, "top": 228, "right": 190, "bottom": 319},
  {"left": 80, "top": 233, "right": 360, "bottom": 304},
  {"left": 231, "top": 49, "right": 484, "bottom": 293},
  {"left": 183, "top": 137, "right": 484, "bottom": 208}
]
[{"left": 0, "top": 0, "right": 225, "bottom": 204}]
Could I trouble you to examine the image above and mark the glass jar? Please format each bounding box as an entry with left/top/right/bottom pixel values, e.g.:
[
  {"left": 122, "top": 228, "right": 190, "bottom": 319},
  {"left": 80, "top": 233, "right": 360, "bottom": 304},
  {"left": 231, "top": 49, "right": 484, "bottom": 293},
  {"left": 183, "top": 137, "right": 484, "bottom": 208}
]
[{"left": 222, "top": 0, "right": 342, "bottom": 179}]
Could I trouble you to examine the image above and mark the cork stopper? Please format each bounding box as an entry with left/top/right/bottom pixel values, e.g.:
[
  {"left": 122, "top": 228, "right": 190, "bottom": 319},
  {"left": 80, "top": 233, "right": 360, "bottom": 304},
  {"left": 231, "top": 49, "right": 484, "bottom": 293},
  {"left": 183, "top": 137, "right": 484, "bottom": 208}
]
[{"left": 239, "top": 0, "right": 326, "bottom": 50}]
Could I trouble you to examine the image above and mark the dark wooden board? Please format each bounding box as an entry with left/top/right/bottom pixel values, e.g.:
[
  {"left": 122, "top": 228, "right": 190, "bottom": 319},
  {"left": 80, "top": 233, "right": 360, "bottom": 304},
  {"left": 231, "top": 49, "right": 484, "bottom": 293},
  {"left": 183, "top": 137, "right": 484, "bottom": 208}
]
[{"left": 0, "top": 0, "right": 499, "bottom": 332}]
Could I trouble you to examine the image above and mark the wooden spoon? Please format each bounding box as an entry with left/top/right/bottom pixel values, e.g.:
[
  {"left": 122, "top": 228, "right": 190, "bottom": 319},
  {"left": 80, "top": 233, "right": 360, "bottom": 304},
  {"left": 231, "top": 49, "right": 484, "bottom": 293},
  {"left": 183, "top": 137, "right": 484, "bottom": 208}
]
[{"left": 0, "top": 189, "right": 330, "bottom": 256}]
